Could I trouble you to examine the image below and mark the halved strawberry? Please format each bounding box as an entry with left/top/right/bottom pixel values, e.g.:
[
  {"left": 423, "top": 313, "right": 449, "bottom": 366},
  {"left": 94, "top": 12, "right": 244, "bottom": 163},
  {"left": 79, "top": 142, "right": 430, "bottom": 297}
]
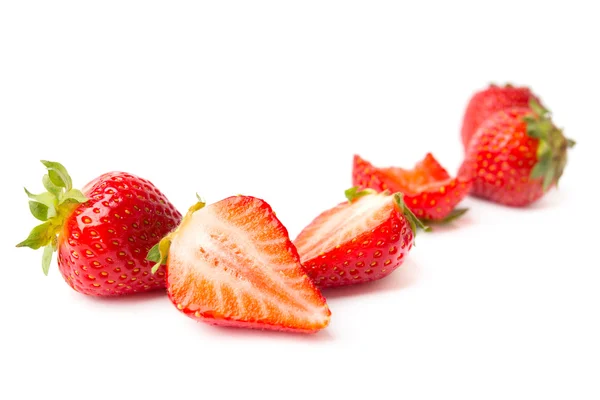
[
  {"left": 352, "top": 153, "right": 471, "bottom": 221},
  {"left": 294, "top": 188, "right": 426, "bottom": 289},
  {"left": 148, "top": 196, "right": 331, "bottom": 333}
]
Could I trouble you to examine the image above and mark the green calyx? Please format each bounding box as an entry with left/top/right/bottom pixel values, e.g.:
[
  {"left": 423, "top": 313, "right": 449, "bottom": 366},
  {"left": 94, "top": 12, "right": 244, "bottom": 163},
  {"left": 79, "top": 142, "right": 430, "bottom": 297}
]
[
  {"left": 393, "top": 193, "right": 431, "bottom": 237},
  {"left": 16, "top": 161, "right": 88, "bottom": 275},
  {"left": 345, "top": 187, "right": 430, "bottom": 237},
  {"left": 147, "top": 194, "right": 206, "bottom": 274},
  {"left": 524, "top": 99, "right": 575, "bottom": 192},
  {"left": 425, "top": 208, "right": 469, "bottom": 225},
  {"left": 147, "top": 236, "right": 173, "bottom": 274},
  {"left": 344, "top": 187, "right": 378, "bottom": 202}
]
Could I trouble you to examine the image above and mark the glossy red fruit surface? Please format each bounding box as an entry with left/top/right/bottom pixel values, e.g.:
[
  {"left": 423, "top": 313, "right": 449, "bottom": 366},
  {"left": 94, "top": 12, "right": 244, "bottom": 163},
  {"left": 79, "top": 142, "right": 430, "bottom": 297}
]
[
  {"left": 461, "top": 84, "right": 540, "bottom": 149},
  {"left": 18, "top": 162, "right": 182, "bottom": 296},
  {"left": 459, "top": 102, "right": 574, "bottom": 206},
  {"left": 58, "top": 172, "right": 181, "bottom": 295},
  {"left": 353, "top": 154, "right": 471, "bottom": 221},
  {"left": 294, "top": 190, "right": 422, "bottom": 288}
]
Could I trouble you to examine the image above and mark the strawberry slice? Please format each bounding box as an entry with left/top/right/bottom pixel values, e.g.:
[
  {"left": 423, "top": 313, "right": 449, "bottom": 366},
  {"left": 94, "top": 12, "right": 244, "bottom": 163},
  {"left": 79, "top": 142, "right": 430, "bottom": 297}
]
[
  {"left": 352, "top": 153, "right": 471, "bottom": 222},
  {"left": 294, "top": 189, "right": 426, "bottom": 288},
  {"left": 149, "top": 196, "right": 331, "bottom": 333}
]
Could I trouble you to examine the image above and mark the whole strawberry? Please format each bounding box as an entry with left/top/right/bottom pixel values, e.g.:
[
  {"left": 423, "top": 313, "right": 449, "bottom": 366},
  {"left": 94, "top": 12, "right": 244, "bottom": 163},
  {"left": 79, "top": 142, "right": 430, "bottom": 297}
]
[
  {"left": 17, "top": 161, "right": 182, "bottom": 296},
  {"left": 294, "top": 188, "right": 427, "bottom": 288},
  {"left": 458, "top": 100, "right": 575, "bottom": 206},
  {"left": 461, "top": 84, "right": 540, "bottom": 149}
]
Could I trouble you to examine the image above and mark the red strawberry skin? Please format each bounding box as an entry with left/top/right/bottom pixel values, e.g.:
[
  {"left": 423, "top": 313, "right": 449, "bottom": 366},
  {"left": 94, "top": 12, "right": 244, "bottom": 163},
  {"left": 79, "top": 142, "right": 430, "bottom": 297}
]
[
  {"left": 353, "top": 154, "right": 471, "bottom": 221},
  {"left": 163, "top": 196, "right": 331, "bottom": 333},
  {"left": 56, "top": 172, "right": 182, "bottom": 296},
  {"left": 458, "top": 107, "right": 569, "bottom": 206},
  {"left": 461, "top": 85, "right": 539, "bottom": 149},
  {"left": 294, "top": 192, "right": 415, "bottom": 289}
]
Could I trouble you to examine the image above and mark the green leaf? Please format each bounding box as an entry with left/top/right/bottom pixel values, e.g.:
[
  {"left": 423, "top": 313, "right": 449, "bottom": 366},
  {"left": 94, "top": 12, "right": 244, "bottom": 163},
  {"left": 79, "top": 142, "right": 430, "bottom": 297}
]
[
  {"left": 43, "top": 174, "right": 62, "bottom": 197},
  {"left": 542, "top": 168, "right": 555, "bottom": 192},
  {"left": 24, "top": 187, "right": 55, "bottom": 206},
  {"left": 147, "top": 243, "right": 161, "bottom": 263},
  {"left": 529, "top": 98, "right": 549, "bottom": 117},
  {"left": 25, "top": 188, "right": 57, "bottom": 219},
  {"left": 436, "top": 208, "right": 469, "bottom": 224},
  {"left": 149, "top": 237, "right": 172, "bottom": 274},
  {"left": 48, "top": 170, "right": 66, "bottom": 189},
  {"left": 23, "top": 188, "right": 56, "bottom": 208},
  {"left": 393, "top": 193, "right": 430, "bottom": 237},
  {"left": 41, "top": 160, "right": 72, "bottom": 191},
  {"left": 522, "top": 115, "right": 536, "bottom": 124},
  {"left": 538, "top": 120, "right": 553, "bottom": 138},
  {"left": 530, "top": 157, "right": 549, "bottom": 179},
  {"left": 59, "top": 188, "right": 87, "bottom": 205},
  {"left": 344, "top": 187, "right": 377, "bottom": 202},
  {"left": 536, "top": 140, "right": 551, "bottom": 158},
  {"left": 526, "top": 126, "right": 539, "bottom": 138},
  {"left": 42, "top": 244, "right": 54, "bottom": 275},
  {"left": 28, "top": 201, "right": 49, "bottom": 221},
  {"left": 521, "top": 101, "right": 572, "bottom": 195},
  {"left": 16, "top": 221, "right": 54, "bottom": 250}
]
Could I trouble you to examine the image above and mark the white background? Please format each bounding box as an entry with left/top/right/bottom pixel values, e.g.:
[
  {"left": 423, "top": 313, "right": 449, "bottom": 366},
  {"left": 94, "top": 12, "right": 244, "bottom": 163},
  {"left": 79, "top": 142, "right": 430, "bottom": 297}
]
[{"left": 1, "top": 1, "right": 598, "bottom": 399}]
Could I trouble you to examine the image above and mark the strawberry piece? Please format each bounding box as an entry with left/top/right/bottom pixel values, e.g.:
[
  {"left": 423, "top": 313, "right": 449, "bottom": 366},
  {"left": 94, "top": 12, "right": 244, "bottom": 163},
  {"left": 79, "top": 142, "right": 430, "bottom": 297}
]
[
  {"left": 461, "top": 84, "right": 541, "bottom": 149},
  {"left": 294, "top": 189, "right": 425, "bottom": 289},
  {"left": 459, "top": 100, "right": 575, "bottom": 206},
  {"left": 17, "top": 161, "right": 182, "bottom": 296},
  {"left": 352, "top": 153, "right": 471, "bottom": 221},
  {"left": 150, "top": 196, "right": 331, "bottom": 333}
]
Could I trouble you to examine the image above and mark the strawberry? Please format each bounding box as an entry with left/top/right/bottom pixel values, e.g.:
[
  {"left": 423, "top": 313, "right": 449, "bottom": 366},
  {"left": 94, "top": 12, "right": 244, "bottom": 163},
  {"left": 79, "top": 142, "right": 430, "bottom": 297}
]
[
  {"left": 458, "top": 100, "right": 575, "bottom": 206},
  {"left": 461, "top": 84, "right": 540, "bottom": 149},
  {"left": 352, "top": 153, "right": 471, "bottom": 222},
  {"left": 293, "top": 188, "right": 426, "bottom": 289},
  {"left": 17, "top": 161, "right": 182, "bottom": 296},
  {"left": 148, "top": 195, "right": 331, "bottom": 333}
]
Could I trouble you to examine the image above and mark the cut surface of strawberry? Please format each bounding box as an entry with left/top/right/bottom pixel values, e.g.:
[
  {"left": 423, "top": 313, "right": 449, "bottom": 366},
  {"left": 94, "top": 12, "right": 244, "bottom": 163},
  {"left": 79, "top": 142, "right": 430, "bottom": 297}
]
[
  {"left": 152, "top": 196, "right": 331, "bottom": 333},
  {"left": 294, "top": 190, "right": 422, "bottom": 288},
  {"left": 352, "top": 153, "right": 471, "bottom": 221}
]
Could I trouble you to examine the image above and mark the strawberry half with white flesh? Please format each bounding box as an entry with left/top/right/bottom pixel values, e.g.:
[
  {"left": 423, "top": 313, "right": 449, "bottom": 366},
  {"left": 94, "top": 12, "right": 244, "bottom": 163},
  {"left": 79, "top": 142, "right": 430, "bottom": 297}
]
[
  {"left": 294, "top": 188, "right": 427, "bottom": 289},
  {"left": 148, "top": 196, "right": 331, "bottom": 333}
]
